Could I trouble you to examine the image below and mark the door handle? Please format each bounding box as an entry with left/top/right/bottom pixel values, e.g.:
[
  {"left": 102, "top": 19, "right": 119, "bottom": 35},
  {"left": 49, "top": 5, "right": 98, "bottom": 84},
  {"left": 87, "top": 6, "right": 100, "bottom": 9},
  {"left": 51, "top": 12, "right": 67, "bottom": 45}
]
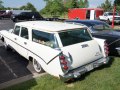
[
  {"left": 14, "top": 38, "right": 17, "bottom": 40},
  {"left": 24, "top": 42, "right": 27, "bottom": 45}
]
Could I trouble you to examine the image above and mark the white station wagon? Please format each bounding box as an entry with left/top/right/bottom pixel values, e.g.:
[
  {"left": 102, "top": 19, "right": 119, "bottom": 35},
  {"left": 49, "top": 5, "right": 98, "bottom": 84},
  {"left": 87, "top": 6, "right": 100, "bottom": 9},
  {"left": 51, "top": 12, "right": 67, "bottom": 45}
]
[{"left": 0, "top": 21, "right": 109, "bottom": 81}]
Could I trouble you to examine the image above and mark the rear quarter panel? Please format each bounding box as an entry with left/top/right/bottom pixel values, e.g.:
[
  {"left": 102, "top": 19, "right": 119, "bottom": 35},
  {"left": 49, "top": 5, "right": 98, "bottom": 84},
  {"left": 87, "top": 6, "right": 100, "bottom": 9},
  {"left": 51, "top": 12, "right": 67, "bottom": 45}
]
[
  {"left": 93, "top": 37, "right": 106, "bottom": 57},
  {"left": 27, "top": 41, "right": 64, "bottom": 77}
]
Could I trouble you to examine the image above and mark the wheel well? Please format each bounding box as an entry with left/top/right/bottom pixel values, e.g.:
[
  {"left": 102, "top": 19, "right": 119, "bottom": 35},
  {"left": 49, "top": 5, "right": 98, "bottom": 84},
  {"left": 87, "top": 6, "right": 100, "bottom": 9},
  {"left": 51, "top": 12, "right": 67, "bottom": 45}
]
[
  {"left": 1, "top": 37, "right": 4, "bottom": 42},
  {"left": 29, "top": 56, "right": 33, "bottom": 62}
]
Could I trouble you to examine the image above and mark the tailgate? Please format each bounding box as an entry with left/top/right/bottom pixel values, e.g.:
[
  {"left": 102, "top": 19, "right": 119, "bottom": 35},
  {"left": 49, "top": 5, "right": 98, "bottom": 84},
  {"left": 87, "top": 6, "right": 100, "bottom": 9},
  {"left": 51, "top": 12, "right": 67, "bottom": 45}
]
[{"left": 61, "top": 40, "right": 103, "bottom": 69}]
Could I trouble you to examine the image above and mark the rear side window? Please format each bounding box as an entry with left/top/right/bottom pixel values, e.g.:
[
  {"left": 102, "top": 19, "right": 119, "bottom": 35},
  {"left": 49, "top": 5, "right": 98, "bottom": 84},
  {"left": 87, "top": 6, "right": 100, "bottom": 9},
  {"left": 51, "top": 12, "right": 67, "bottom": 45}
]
[
  {"left": 20, "top": 27, "right": 29, "bottom": 39},
  {"left": 14, "top": 26, "right": 20, "bottom": 36},
  {"left": 93, "top": 24, "right": 111, "bottom": 31},
  {"left": 59, "top": 28, "right": 92, "bottom": 47},
  {"left": 32, "top": 29, "right": 58, "bottom": 48}
]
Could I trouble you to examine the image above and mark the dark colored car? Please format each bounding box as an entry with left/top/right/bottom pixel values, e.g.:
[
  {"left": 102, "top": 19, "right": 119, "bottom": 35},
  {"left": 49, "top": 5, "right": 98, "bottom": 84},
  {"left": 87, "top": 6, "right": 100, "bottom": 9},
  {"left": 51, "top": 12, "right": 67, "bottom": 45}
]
[
  {"left": 0, "top": 10, "right": 5, "bottom": 19},
  {"left": 0, "top": 10, "right": 12, "bottom": 19},
  {"left": 11, "top": 12, "right": 44, "bottom": 22},
  {"left": 65, "top": 20, "right": 120, "bottom": 56}
]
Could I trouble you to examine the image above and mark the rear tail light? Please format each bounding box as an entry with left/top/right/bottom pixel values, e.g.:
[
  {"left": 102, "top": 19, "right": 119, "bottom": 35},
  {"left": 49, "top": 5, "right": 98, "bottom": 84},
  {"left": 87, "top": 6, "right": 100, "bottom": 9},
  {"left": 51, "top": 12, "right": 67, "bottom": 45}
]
[
  {"left": 59, "top": 53, "right": 69, "bottom": 72},
  {"left": 104, "top": 41, "right": 109, "bottom": 56}
]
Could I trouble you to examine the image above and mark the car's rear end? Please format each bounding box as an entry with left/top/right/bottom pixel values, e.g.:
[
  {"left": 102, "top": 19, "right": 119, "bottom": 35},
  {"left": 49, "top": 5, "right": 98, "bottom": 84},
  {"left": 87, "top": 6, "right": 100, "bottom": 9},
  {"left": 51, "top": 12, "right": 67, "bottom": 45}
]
[{"left": 56, "top": 28, "right": 109, "bottom": 81}]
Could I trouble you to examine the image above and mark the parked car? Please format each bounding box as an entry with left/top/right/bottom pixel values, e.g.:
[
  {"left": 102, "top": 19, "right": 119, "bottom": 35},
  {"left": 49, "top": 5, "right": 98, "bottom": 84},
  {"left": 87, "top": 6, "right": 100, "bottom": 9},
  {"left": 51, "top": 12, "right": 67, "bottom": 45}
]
[
  {"left": 0, "top": 21, "right": 109, "bottom": 81},
  {"left": 11, "top": 12, "right": 44, "bottom": 22},
  {"left": 0, "top": 11, "right": 12, "bottom": 19},
  {"left": 0, "top": 10, "right": 32, "bottom": 19},
  {"left": 65, "top": 20, "right": 120, "bottom": 56},
  {"left": 99, "top": 12, "right": 120, "bottom": 24},
  {"left": 0, "top": 10, "right": 6, "bottom": 19}
]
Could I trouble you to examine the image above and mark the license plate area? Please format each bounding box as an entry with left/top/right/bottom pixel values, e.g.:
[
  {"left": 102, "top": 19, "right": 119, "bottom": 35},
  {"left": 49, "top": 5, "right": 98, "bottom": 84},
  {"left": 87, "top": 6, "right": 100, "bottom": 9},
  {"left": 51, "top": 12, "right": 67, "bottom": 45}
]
[{"left": 85, "top": 64, "right": 94, "bottom": 71}]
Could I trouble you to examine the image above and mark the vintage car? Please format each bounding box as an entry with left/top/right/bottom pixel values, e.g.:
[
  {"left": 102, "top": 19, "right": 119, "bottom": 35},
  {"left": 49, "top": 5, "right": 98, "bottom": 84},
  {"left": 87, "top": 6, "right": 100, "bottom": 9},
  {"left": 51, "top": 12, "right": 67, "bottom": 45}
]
[
  {"left": 65, "top": 20, "right": 120, "bottom": 56},
  {"left": 0, "top": 21, "right": 109, "bottom": 81}
]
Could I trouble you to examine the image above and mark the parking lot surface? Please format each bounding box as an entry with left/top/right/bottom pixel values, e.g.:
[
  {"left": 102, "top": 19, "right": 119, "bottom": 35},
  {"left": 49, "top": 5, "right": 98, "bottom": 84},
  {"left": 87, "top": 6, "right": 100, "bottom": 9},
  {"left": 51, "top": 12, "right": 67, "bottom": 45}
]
[{"left": 0, "top": 20, "right": 38, "bottom": 86}]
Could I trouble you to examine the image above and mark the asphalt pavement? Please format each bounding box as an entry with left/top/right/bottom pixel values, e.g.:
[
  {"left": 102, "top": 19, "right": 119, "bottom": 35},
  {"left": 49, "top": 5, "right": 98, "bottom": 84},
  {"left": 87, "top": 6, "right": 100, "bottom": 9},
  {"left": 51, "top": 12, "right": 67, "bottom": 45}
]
[
  {"left": 0, "top": 20, "right": 41, "bottom": 89},
  {"left": 0, "top": 19, "right": 15, "bottom": 30}
]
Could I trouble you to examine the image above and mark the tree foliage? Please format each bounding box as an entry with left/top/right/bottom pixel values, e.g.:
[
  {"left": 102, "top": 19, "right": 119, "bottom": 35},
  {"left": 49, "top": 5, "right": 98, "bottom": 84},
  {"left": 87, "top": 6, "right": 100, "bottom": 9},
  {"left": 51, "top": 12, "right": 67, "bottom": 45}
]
[
  {"left": 78, "top": 0, "right": 89, "bottom": 8},
  {"left": 0, "top": 0, "right": 4, "bottom": 10},
  {"left": 98, "top": 0, "right": 112, "bottom": 11},
  {"left": 20, "top": 2, "right": 37, "bottom": 12},
  {"left": 65, "top": 0, "right": 78, "bottom": 9},
  {"left": 41, "top": 0, "right": 89, "bottom": 16},
  {"left": 65, "top": 0, "right": 89, "bottom": 9},
  {"left": 114, "top": 0, "right": 120, "bottom": 12},
  {"left": 41, "top": 0, "right": 65, "bottom": 15}
]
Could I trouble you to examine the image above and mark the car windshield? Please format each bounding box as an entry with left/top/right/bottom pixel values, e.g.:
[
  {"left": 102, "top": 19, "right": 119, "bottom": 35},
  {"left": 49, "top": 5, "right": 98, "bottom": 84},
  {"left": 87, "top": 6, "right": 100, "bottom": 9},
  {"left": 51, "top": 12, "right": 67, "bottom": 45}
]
[
  {"left": 108, "top": 12, "right": 118, "bottom": 15},
  {"left": 59, "top": 28, "right": 92, "bottom": 47},
  {"left": 92, "top": 23, "right": 112, "bottom": 31}
]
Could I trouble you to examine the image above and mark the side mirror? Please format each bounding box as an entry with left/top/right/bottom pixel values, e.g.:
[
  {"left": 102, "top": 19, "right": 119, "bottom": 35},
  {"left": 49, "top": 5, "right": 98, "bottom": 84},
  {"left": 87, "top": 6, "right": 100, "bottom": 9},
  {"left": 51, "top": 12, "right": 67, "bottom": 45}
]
[{"left": 9, "top": 29, "right": 13, "bottom": 33}]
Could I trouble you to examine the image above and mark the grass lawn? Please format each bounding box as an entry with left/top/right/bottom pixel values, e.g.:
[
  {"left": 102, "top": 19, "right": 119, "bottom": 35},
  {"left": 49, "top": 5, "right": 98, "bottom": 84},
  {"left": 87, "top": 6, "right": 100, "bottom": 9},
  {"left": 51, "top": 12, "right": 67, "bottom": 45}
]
[{"left": 4, "top": 57, "right": 120, "bottom": 90}]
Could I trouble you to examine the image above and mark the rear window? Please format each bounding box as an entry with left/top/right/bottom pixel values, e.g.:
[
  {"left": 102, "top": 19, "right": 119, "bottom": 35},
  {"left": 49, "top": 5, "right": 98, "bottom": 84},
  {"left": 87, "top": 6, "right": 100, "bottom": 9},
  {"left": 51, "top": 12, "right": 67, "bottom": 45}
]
[
  {"left": 92, "top": 24, "right": 111, "bottom": 31},
  {"left": 32, "top": 29, "right": 58, "bottom": 48},
  {"left": 59, "top": 28, "right": 92, "bottom": 46}
]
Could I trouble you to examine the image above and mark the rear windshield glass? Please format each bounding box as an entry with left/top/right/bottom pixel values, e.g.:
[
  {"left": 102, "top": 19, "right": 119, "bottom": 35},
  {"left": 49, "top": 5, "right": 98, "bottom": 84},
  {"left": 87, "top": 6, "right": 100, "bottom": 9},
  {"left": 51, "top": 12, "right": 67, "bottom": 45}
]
[
  {"left": 59, "top": 28, "right": 92, "bottom": 47},
  {"left": 108, "top": 12, "right": 118, "bottom": 15},
  {"left": 92, "top": 24, "right": 111, "bottom": 31}
]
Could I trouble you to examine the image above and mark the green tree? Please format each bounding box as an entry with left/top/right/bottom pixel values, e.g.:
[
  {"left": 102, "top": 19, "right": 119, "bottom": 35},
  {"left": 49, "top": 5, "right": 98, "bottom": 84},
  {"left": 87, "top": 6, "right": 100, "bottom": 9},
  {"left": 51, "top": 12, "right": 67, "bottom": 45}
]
[
  {"left": 84, "top": 0, "right": 89, "bottom": 8},
  {"left": 0, "top": 0, "right": 4, "bottom": 10},
  {"left": 20, "top": 2, "right": 37, "bottom": 12},
  {"left": 98, "top": 0, "right": 112, "bottom": 11},
  {"left": 65, "top": 0, "right": 89, "bottom": 9},
  {"left": 41, "top": 0, "right": 65, "bottom": 15},
  {"left": 65, "top": 0, "right": 78, "bottom": 9},
  {"left": 78, "top": 0, "right": 89, "bottom": 8},
  {"left": 114, "top": 0, "right": 120, "bottom": 12}
]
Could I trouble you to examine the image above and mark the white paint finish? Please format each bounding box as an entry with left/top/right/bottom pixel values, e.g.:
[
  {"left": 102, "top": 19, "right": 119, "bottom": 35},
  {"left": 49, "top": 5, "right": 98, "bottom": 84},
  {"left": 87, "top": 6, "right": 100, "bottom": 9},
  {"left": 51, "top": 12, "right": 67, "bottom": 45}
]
[
  {"left": 0, "top": 21, "right": 108, "bottom": 78},
  {"left": 28, "top": 41, "right": 61, "bottom": 63},
  {"left": 93, "top": 37, "right": 106, "bottom": 57},
  {"left": 90, "top": 10, "right": 95, "bottom": 20},
  {"left": 16, "top": 21, "right": 86, "bottom": 32},
  {"left": 99, "top": 12, "right": 120, "bottom": 22},
  {"left": 61, "top": 40, "right": 103, "bottom": 69}
]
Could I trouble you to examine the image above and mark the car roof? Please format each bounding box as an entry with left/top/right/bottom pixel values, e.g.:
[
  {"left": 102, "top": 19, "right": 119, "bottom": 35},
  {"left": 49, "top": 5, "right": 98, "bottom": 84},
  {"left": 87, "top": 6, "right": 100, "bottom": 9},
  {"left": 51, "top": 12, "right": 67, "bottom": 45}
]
[
  {"left": 16, "top": 21, "right": 85, "bottom": 32},
  {"left": 65, "top": 20, "right": 106, "bottom": 27}
]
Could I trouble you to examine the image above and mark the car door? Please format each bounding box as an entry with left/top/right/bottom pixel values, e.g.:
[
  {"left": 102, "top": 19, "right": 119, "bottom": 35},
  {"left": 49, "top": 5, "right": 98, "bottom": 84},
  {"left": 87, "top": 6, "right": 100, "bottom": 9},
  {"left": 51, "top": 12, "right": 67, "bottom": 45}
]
[
  {"left": 17, "top": 27, "right": 29, "bottom": 59},
  {"left": 19, "top": 13, "right": 26, "bottom": 20},
  {"left": 8, "top": 25, "right": 21, "bottom": 53},
  {"left": 103, "top": 13, "right": 108, "bottom": 20}
]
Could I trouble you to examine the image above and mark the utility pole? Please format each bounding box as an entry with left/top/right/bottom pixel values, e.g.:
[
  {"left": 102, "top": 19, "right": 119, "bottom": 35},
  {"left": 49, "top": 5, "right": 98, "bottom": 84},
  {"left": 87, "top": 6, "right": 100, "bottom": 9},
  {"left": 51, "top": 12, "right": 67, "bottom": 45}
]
[{"left": 112, "top": 4, "right": 116, "bottom": 29}]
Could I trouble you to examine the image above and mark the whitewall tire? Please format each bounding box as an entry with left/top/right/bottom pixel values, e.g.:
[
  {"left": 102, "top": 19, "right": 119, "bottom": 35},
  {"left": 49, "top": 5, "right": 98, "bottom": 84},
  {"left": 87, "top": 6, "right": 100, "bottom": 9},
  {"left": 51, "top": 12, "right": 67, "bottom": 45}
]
[{"left": 33, "top": 59, "right": 44, "bottom": 73}]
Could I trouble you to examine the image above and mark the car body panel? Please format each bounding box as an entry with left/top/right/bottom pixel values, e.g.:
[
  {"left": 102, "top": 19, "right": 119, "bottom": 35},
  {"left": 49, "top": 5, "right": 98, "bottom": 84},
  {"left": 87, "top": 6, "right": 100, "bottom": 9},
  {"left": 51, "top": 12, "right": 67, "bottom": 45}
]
[{"left": 61, "top": 40, "right": 103, "bottom": 69}]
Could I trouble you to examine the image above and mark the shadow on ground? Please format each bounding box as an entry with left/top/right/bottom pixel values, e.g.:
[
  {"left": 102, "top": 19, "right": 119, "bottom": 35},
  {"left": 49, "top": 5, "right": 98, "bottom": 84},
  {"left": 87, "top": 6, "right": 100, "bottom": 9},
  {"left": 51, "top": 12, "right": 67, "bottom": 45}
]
[{"left": 0, "top": 45, "right": 37, "bottom": 89}]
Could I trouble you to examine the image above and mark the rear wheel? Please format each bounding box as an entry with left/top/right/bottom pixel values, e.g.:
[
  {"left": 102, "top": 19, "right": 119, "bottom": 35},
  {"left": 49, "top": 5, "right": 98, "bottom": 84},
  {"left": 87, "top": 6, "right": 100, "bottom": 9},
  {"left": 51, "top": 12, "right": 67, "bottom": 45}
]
[
  {"left": 33, "top": 59, "right": 44, "bottom": 73},
  {"left": 106, "top": 19, "right": 111, "bottom": 24}
]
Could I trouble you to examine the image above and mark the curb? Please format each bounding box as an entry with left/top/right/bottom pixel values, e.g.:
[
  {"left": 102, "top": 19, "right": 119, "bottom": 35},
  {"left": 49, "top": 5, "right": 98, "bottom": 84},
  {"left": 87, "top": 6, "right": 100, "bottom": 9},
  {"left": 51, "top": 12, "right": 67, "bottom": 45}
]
[{"left": 0, "top": 73, "right": 46, "bottom": 89}]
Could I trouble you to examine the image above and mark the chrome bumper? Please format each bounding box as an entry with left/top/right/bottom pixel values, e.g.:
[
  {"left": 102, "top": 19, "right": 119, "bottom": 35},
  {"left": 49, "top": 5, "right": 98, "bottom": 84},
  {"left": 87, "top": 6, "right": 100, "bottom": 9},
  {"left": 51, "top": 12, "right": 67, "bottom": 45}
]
[
  {"left": 60, "top": 57, "right": 109, "bottom": 82},
  {"left": 110, "top": 20, "right": 120, "bottom": 23},
  {"left": 116, "top": 47, "right": 120, "bottom": 55}
]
